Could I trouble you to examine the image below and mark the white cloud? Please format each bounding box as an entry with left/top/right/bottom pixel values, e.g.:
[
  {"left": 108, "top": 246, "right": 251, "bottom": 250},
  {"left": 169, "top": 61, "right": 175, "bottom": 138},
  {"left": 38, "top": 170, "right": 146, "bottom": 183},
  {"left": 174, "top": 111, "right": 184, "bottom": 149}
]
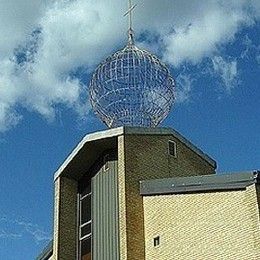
[
  {"left": 211, "top": 56, "right": 238, "bottom": 93},
  {"left": 162, "top": 1, "right": 258, "bottom": 66},
  {"left": 0, "top": 103, "right": 21, "bottom": 132},
  {"left": 176, "top": 74, "right": 193, "bottom": 103},
  {"left": 14, "top": 220, "right": 51, "bottom": 243},
  {"left": 0, "top": 0, "right": 259, "bottom": 131},
  {"left": 0, "top": 216, "right": 51, "bottom": 243},
  {"left": 0, "top": 230, "right": 22, "bottom": 240},
  {"left": 241, "top": 35, "right": 260, "bottom": 63},
  {"left": 0, "top": 0, "right": 50, "bottom": 57}
]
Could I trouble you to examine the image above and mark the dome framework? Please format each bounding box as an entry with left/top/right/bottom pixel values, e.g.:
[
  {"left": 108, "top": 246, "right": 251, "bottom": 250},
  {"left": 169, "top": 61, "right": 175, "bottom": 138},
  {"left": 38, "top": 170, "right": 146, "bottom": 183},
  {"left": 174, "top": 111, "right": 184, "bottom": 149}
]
[{"left": 89, "top": 1, "right": 175, "bottom": 128}]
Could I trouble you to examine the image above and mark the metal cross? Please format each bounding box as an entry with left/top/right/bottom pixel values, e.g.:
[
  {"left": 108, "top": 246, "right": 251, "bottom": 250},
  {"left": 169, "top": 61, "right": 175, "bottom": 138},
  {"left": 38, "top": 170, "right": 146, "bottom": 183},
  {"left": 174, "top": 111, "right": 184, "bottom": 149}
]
[{"left": 124, "top": 0, "right": 137, "bottom": 45}]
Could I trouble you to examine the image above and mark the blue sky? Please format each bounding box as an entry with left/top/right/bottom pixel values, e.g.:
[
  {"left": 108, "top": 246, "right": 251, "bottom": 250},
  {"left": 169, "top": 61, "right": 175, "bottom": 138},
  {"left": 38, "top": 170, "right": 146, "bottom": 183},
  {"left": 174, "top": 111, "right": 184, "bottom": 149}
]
[{"left": 0, "top": 0, "right": 259, "bottom": 259}]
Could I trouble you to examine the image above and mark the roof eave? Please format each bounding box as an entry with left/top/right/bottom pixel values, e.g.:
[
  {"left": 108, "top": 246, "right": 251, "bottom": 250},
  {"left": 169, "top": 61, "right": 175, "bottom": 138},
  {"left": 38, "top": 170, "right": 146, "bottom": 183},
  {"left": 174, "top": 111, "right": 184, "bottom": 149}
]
[{"left": 140, "top": 171, "right": 258, "bottom": 196}]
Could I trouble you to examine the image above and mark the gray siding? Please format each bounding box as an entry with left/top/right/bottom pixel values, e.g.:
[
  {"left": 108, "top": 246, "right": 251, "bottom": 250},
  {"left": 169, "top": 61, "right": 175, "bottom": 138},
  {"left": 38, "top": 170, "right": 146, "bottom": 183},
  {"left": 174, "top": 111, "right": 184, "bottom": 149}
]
[{"left": 92, "top": 158, "right": 120, "bottom": 260}]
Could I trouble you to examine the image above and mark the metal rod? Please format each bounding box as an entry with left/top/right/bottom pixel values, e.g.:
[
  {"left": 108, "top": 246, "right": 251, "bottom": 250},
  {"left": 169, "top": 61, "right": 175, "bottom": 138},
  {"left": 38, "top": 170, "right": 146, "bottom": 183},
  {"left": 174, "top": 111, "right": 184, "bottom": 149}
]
[
  {"left": 123, "top": 0, "right": 137, "bottom": 45},
  {"left": 129, "top": 0, "right": 132, "bottom": 30}
]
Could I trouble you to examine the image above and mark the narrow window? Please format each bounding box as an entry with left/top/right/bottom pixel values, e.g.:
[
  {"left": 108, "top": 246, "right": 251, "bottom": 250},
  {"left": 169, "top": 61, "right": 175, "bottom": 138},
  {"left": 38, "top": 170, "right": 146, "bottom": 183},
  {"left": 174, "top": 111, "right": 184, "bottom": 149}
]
[
  {"left": 168, "top": 140, "right": 177, "bottom": 157},
  {"left": 154, "top": 236, "right": 160, "bottom": 247},
  {"left": 78, "top": 182, "right": 92, "bottom": 260}
]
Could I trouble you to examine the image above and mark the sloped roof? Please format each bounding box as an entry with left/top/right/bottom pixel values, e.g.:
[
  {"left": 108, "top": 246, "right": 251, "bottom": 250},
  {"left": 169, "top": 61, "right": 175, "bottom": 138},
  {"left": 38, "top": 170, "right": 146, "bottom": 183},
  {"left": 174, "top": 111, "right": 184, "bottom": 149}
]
[{"left": 54, "top": 126, "right": 217, "bottom": 181}]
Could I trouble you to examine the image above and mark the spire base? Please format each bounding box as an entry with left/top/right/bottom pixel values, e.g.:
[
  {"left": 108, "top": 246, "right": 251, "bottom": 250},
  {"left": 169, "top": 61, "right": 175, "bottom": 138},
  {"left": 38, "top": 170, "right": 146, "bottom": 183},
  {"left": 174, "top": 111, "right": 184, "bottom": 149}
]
[{"left": 127, "top": 28, "right": 135, "bottom": 46}]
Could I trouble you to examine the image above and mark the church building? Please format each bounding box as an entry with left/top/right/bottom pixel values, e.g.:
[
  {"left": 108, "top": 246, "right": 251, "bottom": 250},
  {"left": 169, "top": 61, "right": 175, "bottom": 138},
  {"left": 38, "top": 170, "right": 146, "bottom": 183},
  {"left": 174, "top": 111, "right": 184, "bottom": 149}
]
[
  {"left": 37, "top": 127, "right": 260, "bottom": 260},
  {"left": 37, "top": 1, "right": 260, "bottom": 259}
]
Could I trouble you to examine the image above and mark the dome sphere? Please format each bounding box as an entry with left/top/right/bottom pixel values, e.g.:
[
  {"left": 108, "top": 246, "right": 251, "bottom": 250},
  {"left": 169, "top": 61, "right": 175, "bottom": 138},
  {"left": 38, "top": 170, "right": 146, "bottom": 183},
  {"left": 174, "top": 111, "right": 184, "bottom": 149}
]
[{"left": 89, "top": 44, "right": 175, "bottom": 128}]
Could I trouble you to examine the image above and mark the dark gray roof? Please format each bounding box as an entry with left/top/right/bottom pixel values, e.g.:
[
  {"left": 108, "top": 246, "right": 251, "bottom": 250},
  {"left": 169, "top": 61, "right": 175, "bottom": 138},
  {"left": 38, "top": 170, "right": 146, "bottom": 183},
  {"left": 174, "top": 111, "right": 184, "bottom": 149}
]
[
  {"left": 140, "top": 171, "right": 260, "bottom": 196},
  {"left": 36, "top": 241, "right": 53, "bottom": 260}
]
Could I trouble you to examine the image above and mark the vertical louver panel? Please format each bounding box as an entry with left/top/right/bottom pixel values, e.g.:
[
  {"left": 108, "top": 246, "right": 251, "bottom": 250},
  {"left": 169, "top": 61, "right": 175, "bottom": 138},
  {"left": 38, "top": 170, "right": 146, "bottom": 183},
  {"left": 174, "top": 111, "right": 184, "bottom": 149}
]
[{"left": 92, "top": 159, "right": 120, "bottom": 260}]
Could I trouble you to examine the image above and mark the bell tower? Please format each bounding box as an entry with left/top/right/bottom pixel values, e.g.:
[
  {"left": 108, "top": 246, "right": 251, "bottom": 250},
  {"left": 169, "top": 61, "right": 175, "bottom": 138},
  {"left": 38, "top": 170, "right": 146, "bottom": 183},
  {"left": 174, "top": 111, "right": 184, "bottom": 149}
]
[
  {"left": 50, "top": 127, "right": 216, "bottom": 260},
  {"left": 36, "top": 2, "right": 224, "bottom": 260}
]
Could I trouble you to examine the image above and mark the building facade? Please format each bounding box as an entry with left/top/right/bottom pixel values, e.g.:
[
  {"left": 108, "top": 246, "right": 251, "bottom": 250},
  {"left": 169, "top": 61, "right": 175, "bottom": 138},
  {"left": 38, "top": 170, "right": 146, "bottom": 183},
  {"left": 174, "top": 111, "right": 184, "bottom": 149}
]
[{"left": 37, "top": 126, "right": 260, "bottom": 260}]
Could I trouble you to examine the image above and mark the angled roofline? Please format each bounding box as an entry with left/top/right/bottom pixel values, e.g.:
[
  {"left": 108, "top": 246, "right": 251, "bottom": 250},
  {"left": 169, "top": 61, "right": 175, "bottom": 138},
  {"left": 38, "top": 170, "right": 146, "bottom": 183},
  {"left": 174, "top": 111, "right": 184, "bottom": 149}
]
[
  {"left": 140, "top": 171, "right": 259, "bottom": 196},
  {"left": 54, "top": 127, "right": 124, "bottom": 181},
  {"left": 54, "top": 126, "right": 217, "bottom": 181},
  {"left": 36, "top": 240, "right": 53, "bottom": 260}
]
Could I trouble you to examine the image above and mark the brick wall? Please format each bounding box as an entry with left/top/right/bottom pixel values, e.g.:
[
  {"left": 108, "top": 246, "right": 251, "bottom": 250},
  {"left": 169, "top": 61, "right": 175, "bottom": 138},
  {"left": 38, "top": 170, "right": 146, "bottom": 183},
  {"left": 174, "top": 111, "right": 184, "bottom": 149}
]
[
  {"left": 118, "top": 135, "right": 128, "bottom": 260},
  {"left": 50, "top": 131, "right": 217, "bottom": 260},
  {"left": 52, "top": 177, "right": 78, "bottom": 260},
  {"left": 143, "top": 185, "right": 260, "bottom": 260},
  {"left": 119, "top": 134, "right": 216, "bottom": 260}
]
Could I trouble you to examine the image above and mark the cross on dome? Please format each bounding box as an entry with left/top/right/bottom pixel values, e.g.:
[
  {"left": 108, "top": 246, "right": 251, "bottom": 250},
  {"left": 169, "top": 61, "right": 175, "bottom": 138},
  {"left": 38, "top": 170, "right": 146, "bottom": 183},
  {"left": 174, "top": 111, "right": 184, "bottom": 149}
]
[{"left": 124, "top": 0, "right": 137, "bottom": 45}]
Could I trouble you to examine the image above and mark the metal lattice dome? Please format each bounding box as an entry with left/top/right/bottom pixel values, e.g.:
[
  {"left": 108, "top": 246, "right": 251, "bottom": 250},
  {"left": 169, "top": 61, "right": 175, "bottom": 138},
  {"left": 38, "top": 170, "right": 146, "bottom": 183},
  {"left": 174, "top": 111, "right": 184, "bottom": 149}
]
[{"left": 89, "top": 42, "right": 175, "bottom": 128}]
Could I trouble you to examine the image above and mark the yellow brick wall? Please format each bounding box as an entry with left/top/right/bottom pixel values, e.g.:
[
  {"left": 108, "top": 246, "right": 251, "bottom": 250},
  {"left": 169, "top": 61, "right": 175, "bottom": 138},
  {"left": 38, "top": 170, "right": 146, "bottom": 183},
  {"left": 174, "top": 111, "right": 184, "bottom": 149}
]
[
  {"left": 125, "top": 134, "right": 215, "bottom": 180},
  {"left": 117, "top": 135, "right": 128, "bottom": 260},
  {"left": 119, "top": 134, "right": 216, "bottom": 260},
  {"left": 52, "top": 178, "right": 60, "bottom": 260},
  {"left": 256, "top": 185, "right": 260, "bottom": 217},
  {"left": 143, "top": 185, "right": 260, "bottom": 260},
  {"left": 52, "top": 177, "right": 78, "bottom": 260}
]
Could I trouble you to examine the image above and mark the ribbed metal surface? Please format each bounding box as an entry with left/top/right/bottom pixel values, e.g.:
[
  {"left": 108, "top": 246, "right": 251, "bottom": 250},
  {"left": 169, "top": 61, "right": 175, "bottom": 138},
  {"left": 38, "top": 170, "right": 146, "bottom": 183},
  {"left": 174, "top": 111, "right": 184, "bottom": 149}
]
[{"left": 92, "top": 158, "right": 120, "bottom": 260}]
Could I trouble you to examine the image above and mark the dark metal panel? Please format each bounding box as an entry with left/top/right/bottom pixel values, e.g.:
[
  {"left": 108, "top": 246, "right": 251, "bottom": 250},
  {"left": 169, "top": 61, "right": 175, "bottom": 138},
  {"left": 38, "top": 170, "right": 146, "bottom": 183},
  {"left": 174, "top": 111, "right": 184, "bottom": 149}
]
[
  {"left": 140, "top": 172, "right": 257, "bottom": 196},
  {"left": 140, "top": 183, "right": 250, "bottom": 195},
  {"left": 92, "top": 158, "right": 120, "bottom": 260}
]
